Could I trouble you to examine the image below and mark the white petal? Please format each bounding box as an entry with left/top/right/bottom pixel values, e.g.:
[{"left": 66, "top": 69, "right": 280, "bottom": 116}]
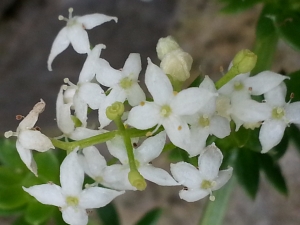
[
  {"left": 245, "top": 71, "right": 288, "bottom": 95},
  {"left": 145, "top": 59, "right": 173, "bottom": 105},
  {"left": 218, "top": 73, "right": 249, "bottom": 96},
  {"left": 106, "top": 135, "right": 128, "bottom": 164},
  {"left": 69, "top": 127, "right": 105, "bottom": 140},
  {"left": 198, "top": 144, "right": 223, "bottom": 180},
  {"left": 179, "top": 189, "right": 209, "bottom": 202},
  {"left": 170, "top": 162, "right": 202, "bottom": 188},
  {"left": 62, "top": 207, "right": 88, "bottom": 225},
  {"left": 135, "top": 131, "right": 166, "bottom": 163},
  {"left": 285, "top": 102, "right": 300, "bottom": 124},
  {"left": 122, "top": 53, "right": 141, "bottom": 80},
  {"left": 163, "top": 115, "right": 190, "bottom": 151},
  {"left": 199, "top": 75, "right": 217, "bottom": 93},
  {"left": 188, "top": 126, "right": 209, "bottom": 157},
  {"left": 73, "top": 94, "right": 88, "bottom": 127},
  {"left": 213, "top": 167, "right": 233, "bottom": 190},
  {"left": 82, "top": 146, "right": 107, "bottom": 179},
  {"left": 103, "top": 165, "right": 135, "bottom": 190},
  {"left": 171, "top": 88, "right": 215, "bottom": 115},
  {"left": 16, "top": 140, "right": 37, "bottom": 176},
  {"left": 127, "top": 102, "right": 160, "bottom": 129},
  {"left": 60, "top": 150, "right": 84, "bottom": 196},
  {"left": 78, "top": 83, "right": 105, "bottom": 109},
  {"left": 78, "top": 44, "right": 106, "bottom": 83},
  {"left": 209, "top": 115, "right": 231, "bottom": 138},
  {"left": 80, "top": 187, "right": 124, "bottom": 208},
  {"left": 47, "top": 28, "right": 70, "bottom": 71},
  {"left": 23, "top": 184, "right": 64, "bottom": 207},
  {"left": 126, "top": 83, "right": 146, "bottom": 106},
  {"left": 56, "top": 87, "right": 75, "bottom": 135},
  {"left": 259, "top": 119, "right": 286, "bottom": 153},
  {"left": 139, "top": 165, "right": 178, "bottom": 186},
  {"left": 76, "top": 14, "right": 117, "bottom": 30},
  {"left": 96, "top": 59, "right": 122, "bottom": 87},
  {"left": 67, "top": 24, "right": 90, "bottom": 54},
  {"left": 264, "top": 83, "right": 287, "bottom": 107},
  {"left": 18, "top": 130, "right": 54, "bottom": 152}
]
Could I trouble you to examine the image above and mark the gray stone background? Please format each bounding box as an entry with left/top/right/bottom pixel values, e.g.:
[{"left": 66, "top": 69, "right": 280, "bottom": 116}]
[{"left": 1, "top": 0, "right": 300, "bottom": 224}]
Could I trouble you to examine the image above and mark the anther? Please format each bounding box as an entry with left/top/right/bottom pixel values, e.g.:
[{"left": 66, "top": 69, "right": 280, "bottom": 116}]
[{"left": 16, "top": 115, "right": 24, "bottom": 120}]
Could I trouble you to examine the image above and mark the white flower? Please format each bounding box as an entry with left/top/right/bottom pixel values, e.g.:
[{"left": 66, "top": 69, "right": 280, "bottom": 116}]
[
  {"left": 4, "top": 100, "right": 54, "bottom": 176},
  {"left": 56, "top": 86, "right": 106, "bottom": 140},
  {"left": 47, "top": 8, "right": 117, "bottom": 71},
  {"left": 127, "top": 59, "right": 215, "bottom": 151},
  {"left": 260, "top": 83, "right": 300, "bottom": 153},
  {"left": 186, "top": 76, "right": 230, "bottom": 156},
  {"left": 170, "top": 143, "right": 233, "bottom": 202},
  {"left": 23, "top": 150, "right": 124, "bottom": 225},
  {"left": 104, "top": 132, "right": 178, "bottom": 190}
]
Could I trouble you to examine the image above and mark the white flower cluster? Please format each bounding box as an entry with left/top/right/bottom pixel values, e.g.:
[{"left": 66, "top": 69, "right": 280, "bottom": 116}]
[{"left": 4, "top": 8, "right": 300, "bottom": 225}]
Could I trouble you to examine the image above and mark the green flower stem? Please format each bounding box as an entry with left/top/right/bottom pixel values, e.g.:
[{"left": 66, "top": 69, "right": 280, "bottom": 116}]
[
  {"left": 215, "top": 66, "right": 239, "bottom": 90},
  {"left": 199, "top": 175, "right": 237, "bottom": 225}
]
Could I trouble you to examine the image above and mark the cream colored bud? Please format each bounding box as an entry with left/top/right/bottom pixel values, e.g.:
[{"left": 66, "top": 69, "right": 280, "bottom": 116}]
[
  {"left": 160, "top": 49, "right": 193, "bottom": 82},
  {"left": 232, "top": 49, "right": 257, "bottom": 74},
  {"left": 156, "top": 36, "right": 180, "bottom": 60}
]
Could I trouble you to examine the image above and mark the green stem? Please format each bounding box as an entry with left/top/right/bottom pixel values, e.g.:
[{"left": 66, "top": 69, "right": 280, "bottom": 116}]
[
  {"left": 199, "top": 175, "right": 237, "bottom": 225},
  {"left": 215, "top": 66, "right": 239, "bottom": 90}
]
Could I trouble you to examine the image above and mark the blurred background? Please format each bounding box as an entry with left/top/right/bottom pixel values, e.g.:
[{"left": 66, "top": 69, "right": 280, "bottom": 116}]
[{"left": 0, "top": 0, "right": 300, "bottom": 224}]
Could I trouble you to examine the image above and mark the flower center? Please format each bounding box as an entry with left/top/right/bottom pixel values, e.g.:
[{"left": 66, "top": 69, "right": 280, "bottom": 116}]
[
  {"left": 66, "top": 196, "right": 79, "bottom": 206},
  {"left": 233, "top": 81, "right": 244, "bottom": 91},
  {"left": 272, "top": 107, "right": 285, "bottom": 119},
  {"left": 120, "top": 77, "right": 133, "bottom": 89},
  {"left": 94, "top": 176, "right": 104, "bottom": 183},
  {"left": 201, "top": 180, "right": 213, "bottom": 189},
  {"left": 160, "top": 105, "right": 172, "bottom": 118},
  {"left": 198, "top": 115, "right": 210, "bottom": 127}
]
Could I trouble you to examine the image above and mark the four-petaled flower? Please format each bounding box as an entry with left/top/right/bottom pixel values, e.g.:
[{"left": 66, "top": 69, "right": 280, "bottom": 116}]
[{"left": 23, "top": 149, "right": 124, "bottom": 225}]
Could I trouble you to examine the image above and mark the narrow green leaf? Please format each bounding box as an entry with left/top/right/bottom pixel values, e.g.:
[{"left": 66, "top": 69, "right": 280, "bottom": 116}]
[
  {"left": 96, "top": 202, "right": 120, "bottom": 225},
  {"left": 0, "top": 205, "right": 25, "bottom": 216},
  {"left": 0, "top": 185, "right": 28, "bottom": 210},
  {"left": 286, "top": 70, "right": 300, "bottom": 102},
  {"left": 259, "top": 154, "right": 288, "bottom": 195},
  {"left": 252, "top": 5, "right": 279, "bottom": 75},
  {"left": 13, "top": 216, "right": 32, "bottom": 225},
  {"left": 24, "top": 200, "right": 54, "bottom": 225},
  {"left": 275, "top": 10, "right": 300, "bottom": 52},
  {"left": 35, "top": 151, "right": 60, "bottom": 183},
  {"left": 219, "top": 0, "right": 262, "bottom": 14},
  {"left": 0, "top": 167, "right": 24, "bottom": 187},
  {"left": 235, "top": 149, "right": 260, "bottom": 199},
  {"left": 135, "top": 208, "right": 162, "bottom": 225},
  {"left": 288, "top": 124, "right": 300, "bottom": 155}
]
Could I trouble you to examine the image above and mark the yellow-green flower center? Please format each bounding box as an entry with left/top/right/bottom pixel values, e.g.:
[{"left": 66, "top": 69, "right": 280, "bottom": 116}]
[
  {"left": 201, "top": 180, "right": 213, "bottom": 189},
  {"left": 120, "top": 77, "right": 133, "bottom": 89},
  {"left": 66, "top": 196, "right": 79, "bottom": 206},
  {"left": 160, "top": 105, "right": 172, "bottom": 117},
  {"left": 233, "top": 81, "right": 244, "bottom": 91},
  {"left": 199, "top": 115, "right": 210, "bottom": 127},
  {"left": 272, "top": 107, "right": 285, "bottom": 119}
]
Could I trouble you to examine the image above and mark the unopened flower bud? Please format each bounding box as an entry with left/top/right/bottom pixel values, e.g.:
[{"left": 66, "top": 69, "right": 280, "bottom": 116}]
[
  {"left": 156, "top": 36, "right": 180, "bottom": 60},
  {"left": 128, "top": 170, "right": 147, "bottom": 191},
  {"left": 106, "top": 102, "right": 124, "bottom": 120},
  {"left": 232, "top": 49, "right": 257, "bottom": 74},
  {"left": 160, "top": 49, "right": 193, "bottom": 82}
]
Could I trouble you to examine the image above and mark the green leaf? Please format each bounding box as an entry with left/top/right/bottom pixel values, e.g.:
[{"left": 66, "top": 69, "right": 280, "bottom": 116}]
[
  {"left": 189, "top": 74, "right": 203, "bottom": 87},
  {"left": 0, "top": 138, "right": 26, "bottom": 171},
  {"left": 13, "top": 216, "right": 32, "bottom": 225},
  {"left": 288, "top": 124, "right": 300, "bottom": 155},
  {"left": 35, "top": 151, "right": 60, "bottom": 183},
  {"left": 219, "top": 0, "right": 262, "bottom": 14},
  {"left": 0, "top": 167, "right": 24, "bottom": 187},
  {"left": 135, "top": 208, "right": 162, "bottom": 225},
  {"left": 252, "top": 5, "right": 279, "bottom": 74},
  {"left": 235, "top": 148, "right": 260, "bottom": 199},
  {"left": 0, "top": 205, "right": 25, "bottom": 216},
  {"left": 96, "top": 202, "right": 120, "bottom": 225},
  {"left": 0, "top": 185, "right": 28, "bottom": 210},
  {"left": 286, "top": 70, "right": 300, "bottom": 102},
  {"left": 259, "top": 154, "right": 288, "bottom": 195},
  {"left": 275, "top": 10, "right": 300, "bottom": 52},
  {"left": 24, "top": 200, "right": 54, "bottom": 225}
]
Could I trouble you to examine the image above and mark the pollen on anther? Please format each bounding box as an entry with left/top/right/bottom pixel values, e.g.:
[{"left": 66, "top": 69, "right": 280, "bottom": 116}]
[
  {"left": 146, "top": 131, "right": 152, "bottom": 137},
  {"left": 16, "top": 115, "right": 24, "bottom": 120},
  {"left": 290, "top": 92, "right": 294, "bottom": 99},
  {"left": 173, "top": 91, "right": 178, "bottom": 96},
  {"left": 178, "top": 126, "right": 182, "bottom": 130},
  {"left": 248, "top": 87, "right": 253, "bottom": 91},
  {"left": 140, "top": 101, "right": 145, "bottom": 106}
]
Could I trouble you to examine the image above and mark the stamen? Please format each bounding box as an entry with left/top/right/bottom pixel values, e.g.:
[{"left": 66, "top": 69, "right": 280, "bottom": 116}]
[
  {"left": 290, "top": 92, "right": 294, "bottom": 99},
  {"left": 140, "top": 101, "right": 145, "bottom": 106},
  {"left": 63, "top": 78, "right": 76, "bottom": 87},
  {"left": 178, "top": 126, "right": 182, "bottom": 130},
  {"left": 68, "top": 8, "right": 74, "bottom": 19},
  {"left": 173, "top": 91, "right": 178, "bottom": 96},
  {"left": 4, "top": 131, "right": 14, "bottom": 138},
  {"left": 16, "top": 115, "right": 24, "bottom": 120}
]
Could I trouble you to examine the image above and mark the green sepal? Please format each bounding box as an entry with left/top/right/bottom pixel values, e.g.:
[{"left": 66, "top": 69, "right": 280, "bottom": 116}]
[
  {"left": 135, "top": 207, "right": 162, "bottom": 225},
  {"left": 24, "top": 200, "right": 54, "bottom": 225},
  {"left": 0, "top": 185, "right": 28, "bottom": 210},
  {"left": 275, "top": 10, "right": 300, "bottom": 52},
  {"left": 235, "top": 148, "right": 260, "bottom": 199},
  {"left": 218, "top": 0, "right": 262, "bottom": 14},
  {"left": 259, "top": 154, "right": 288, "bottom": 195},
  {"left": 96, "top": 202, "right": 120, "bottom": 225}
]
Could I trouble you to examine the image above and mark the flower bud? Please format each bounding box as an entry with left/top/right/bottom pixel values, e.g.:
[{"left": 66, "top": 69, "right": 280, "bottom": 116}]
[
  {"left": 160, "top": 49, "right": 193, "bottom": 82},
  {"left": 128, "top": 170, "right": 147, "bottom": 191},
  {"left": 232, "top": 49, "right": 257, "bottom": 74},
  {"left": 106, "top": 102, "right": 124, "bottom": 120},
  {"left": 156, "top": 36, "right": 180, "bottom": 60}
]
